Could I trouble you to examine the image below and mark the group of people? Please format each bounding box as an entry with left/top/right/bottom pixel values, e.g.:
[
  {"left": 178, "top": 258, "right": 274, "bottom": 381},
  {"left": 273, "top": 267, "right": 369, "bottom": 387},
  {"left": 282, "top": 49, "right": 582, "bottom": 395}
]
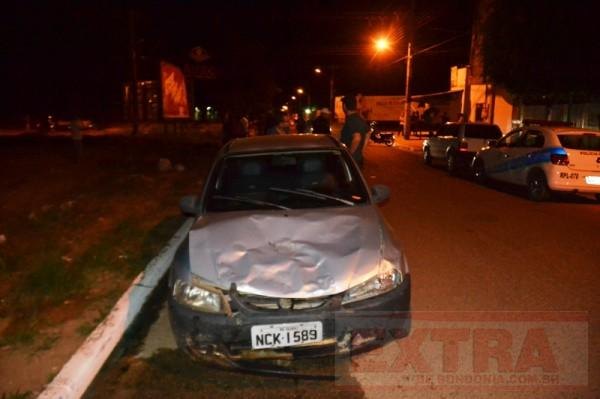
[
  {"left": 221, "top": 94, "right": 370, "bottom": 167},
  {"left": 265, "top": 108, "right": 332, "bottom": 136},
  {"left": 221, "top": 108, "right": 333, "bottom": 144}
]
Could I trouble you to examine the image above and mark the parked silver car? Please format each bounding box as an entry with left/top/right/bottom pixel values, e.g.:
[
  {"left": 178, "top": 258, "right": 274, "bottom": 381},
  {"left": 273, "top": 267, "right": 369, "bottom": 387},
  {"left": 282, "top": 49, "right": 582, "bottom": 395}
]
[
  {"left": 168, "top": 134, "right": 410, "bottom": 369},
  {"left": 423, "top": 122, "right": 503, "bottom": 174}
]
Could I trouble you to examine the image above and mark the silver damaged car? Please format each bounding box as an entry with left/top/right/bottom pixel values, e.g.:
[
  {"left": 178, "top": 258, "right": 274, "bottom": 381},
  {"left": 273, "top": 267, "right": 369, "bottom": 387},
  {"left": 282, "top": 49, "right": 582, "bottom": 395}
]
[{"left": 168, "top": 134, "right": 411, "bottom": 368}]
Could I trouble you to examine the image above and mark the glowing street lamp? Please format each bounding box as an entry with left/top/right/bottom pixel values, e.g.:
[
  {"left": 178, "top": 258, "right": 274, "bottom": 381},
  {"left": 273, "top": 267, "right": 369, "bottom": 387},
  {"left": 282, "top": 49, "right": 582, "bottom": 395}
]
[
  {"left": 296, "top": 88, "right": 304, "bottom": 95},
  {"left": 374, "top": 37, "right": 391, "bottom": 53},
  {"left": 314, "top": 67, "right": 322, "bottom": 74},
  {"left": 291, "top": 95, "right": 297, "bottom": 100}
]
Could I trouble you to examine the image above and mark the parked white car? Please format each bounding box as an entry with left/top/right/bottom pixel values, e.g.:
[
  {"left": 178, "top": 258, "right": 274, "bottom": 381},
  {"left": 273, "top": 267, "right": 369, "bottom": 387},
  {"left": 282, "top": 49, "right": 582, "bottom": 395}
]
[{"left": 471, "top": 125, "right": 600, "bottom": 201}]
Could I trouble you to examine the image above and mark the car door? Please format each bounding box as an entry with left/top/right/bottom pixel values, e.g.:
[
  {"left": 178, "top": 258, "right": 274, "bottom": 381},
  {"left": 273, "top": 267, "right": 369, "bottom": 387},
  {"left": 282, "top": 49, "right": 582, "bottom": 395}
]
[
  {"left": 509, "top": 129, "right": 546, "bottom": 185},
  {"left": 483, "top": 129, "right": 524, "bottom": 182}
]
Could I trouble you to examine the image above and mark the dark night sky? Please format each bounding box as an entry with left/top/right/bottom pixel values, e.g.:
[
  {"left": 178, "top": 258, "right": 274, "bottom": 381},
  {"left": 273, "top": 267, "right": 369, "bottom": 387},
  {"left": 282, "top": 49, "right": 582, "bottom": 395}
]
[{"left": 1, "top": 0, "right": 474, "bottom": 124}]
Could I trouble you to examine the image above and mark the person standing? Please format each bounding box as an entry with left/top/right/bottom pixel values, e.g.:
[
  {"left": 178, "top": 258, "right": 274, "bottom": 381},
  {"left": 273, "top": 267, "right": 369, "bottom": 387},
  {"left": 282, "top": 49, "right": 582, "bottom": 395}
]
[
  {"left": 296, "top": 113, "right": 307, "bottom": 133},
  {"left": 340, "top": 95, "right": 369, "bottom": 167},
  {"left": 70, "top": 117, "right": 83, "bottom": 163},
  {"left": 312, "top": 108, "right": 331, "bottom": 134}
]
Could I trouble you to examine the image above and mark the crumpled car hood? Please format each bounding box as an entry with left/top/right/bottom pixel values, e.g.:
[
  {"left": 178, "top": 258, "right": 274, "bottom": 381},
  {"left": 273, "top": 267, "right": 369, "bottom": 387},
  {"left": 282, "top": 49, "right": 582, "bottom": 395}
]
[{"left": 188, "top": 206, "right": 383, "bottom": 298}]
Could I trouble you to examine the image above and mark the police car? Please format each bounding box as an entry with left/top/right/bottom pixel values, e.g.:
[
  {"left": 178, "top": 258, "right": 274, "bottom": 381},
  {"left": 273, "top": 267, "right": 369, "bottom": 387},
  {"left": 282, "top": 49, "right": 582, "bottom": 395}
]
[{"left": 471, "top": 124, "right": 600, "bottom": 201}]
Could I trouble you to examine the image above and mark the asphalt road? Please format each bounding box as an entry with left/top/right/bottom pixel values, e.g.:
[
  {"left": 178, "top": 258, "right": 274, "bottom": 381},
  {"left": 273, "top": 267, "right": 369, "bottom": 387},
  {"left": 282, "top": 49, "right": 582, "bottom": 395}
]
[{"left": 85, "top": 144, "right": 599, "bottom": 399}]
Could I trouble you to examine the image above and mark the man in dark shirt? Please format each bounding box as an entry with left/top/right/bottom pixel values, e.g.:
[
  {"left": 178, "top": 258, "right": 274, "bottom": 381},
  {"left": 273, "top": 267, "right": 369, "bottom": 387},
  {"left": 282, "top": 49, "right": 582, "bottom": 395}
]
[
  {"left": 340, "top": 96, "right": 369, "bottom": 167},
  {"left": 312, "top": 108, "right": 331, "bottom": 134}
]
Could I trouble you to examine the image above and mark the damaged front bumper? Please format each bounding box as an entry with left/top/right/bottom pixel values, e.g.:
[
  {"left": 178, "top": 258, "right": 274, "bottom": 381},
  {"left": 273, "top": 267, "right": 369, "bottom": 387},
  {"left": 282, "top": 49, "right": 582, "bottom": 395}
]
[{"left": 168, "top": 275, "right": 411, "bottom": 365}]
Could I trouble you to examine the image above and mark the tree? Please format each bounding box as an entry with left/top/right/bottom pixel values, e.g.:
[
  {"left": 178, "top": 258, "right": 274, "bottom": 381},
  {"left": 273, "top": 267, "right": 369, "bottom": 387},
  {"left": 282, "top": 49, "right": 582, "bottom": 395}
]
[{"left": 481, "top": 0, "right": 600, "bottom": 103}]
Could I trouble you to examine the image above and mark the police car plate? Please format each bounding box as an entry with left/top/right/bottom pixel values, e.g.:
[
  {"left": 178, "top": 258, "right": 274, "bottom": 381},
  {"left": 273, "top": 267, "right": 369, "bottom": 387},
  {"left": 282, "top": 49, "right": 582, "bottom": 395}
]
[{"left": 251, "top": 321, "right": 323, "bottom": 349}]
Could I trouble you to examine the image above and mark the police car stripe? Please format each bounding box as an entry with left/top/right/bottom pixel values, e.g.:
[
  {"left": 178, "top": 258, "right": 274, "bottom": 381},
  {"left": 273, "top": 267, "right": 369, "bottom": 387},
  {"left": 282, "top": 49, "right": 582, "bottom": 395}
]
[{"left": 488, "top": 147, "right": 567, "bottom": 175}]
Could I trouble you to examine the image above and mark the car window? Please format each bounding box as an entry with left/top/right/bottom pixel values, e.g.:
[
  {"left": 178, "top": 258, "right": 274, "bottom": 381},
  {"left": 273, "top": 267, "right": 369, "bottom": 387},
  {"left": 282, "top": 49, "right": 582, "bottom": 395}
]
[
  {"left": 522, "top": 130, "right": 545, "bottom": 148},
  {"left": 205, "top": 150, "right": 369, "bottom": 212},
  {"left": 464, "top": 124, "right": 503, "bottom": 139},
  {"left": 497, "top": 130, "right": 523, "bottom": 148},
  {"left": 558, "top": 133, "right": 600, "bottom": 150},
  {"left": 439, "top": 124, "right": 459, "bottom": 137}
]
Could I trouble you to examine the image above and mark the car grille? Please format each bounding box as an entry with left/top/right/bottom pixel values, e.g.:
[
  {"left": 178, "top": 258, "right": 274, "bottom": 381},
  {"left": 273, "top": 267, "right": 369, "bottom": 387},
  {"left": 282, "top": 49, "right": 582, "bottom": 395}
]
[{"left": 237, "top": 294, "right": 328, "bottom": 311}]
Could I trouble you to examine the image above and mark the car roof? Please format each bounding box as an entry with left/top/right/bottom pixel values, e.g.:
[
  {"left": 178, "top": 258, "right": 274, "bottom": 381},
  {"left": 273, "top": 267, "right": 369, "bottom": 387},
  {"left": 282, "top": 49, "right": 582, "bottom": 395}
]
[
  {"left": 223, "top": 134, "right": 342, "bottom": 155},
  {"left": 539, "top": 126, "right": 600, "bottom": 135},
  {"left": 443, "top": 122, "right": 499, "bottom": 126}
]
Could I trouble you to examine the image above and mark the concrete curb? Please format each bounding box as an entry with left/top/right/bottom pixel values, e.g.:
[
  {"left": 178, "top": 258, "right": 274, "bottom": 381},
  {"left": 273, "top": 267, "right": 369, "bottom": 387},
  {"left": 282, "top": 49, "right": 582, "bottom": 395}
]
[{"left": 38, "top": 217, "right": 195, "bottom": 399}]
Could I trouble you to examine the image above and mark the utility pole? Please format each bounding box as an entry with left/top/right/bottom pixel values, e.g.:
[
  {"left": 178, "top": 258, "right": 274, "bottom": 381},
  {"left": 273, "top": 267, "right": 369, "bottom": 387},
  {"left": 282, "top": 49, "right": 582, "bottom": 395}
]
[
  {"left": 329, "top": 66, "right": 335, "bottom": 120},
  {"left": 403, "top": 42, "right": 412, "bottom": 140},
  {"left": 129, "top": 9, "right": 139, "bottom": 136}
]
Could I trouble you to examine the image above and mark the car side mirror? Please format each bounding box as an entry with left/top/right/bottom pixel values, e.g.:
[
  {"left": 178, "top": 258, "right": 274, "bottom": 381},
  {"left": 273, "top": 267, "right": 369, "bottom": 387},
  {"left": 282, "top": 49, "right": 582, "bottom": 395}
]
[
  {"left": 371, "top": 184, "right": 390, "bottom": 204},
  {"left": 179, "top": 195, "right": 200, "bottom": 216},
  {"left": 487, "top": 139, "right": 498, "bottom": 147}
]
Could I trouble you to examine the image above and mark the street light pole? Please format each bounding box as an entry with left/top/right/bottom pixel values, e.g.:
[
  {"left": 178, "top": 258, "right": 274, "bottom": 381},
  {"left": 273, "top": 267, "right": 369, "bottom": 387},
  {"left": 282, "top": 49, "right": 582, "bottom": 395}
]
[{"left": 403, "top": 41, "right": 412, "bottom": 140}]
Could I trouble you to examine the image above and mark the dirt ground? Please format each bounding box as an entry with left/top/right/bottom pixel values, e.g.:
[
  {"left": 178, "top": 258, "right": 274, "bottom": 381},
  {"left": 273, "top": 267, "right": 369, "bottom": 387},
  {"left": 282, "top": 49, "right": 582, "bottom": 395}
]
[{"left": 0, "top": 128, "right": 220, "bottom": 397}]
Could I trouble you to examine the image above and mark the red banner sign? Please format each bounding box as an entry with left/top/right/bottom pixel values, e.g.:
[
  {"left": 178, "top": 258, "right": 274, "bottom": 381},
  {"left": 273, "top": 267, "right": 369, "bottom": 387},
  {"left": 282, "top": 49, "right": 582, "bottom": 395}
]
[{"left": 161, "top": 61, "right": 189, "bottom": 119}]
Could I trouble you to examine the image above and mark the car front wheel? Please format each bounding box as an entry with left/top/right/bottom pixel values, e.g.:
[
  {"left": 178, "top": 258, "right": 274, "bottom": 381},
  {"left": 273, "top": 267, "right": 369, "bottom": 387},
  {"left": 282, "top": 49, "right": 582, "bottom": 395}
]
[
  {"left": 447, "top": 152, "right": 458, "bottom": 175},
  {"left": 423, "top": 147, "right": 432, "bottom": 165},
  {"left": 472, "top": 158, "right": 487, "bottom": 185},
  {"left": 527, "top": 170, "right": 551, "bottom": 201}
]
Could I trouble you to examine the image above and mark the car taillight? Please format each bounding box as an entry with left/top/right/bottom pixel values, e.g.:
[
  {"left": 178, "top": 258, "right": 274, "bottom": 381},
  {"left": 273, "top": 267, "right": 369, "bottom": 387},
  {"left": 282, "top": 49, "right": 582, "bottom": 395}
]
[
  {"left": 550, "top": 153, "right": 569, "bottom": 165},
  {"left": 459, "top": 141, "right": 469, "bottom": 152}
]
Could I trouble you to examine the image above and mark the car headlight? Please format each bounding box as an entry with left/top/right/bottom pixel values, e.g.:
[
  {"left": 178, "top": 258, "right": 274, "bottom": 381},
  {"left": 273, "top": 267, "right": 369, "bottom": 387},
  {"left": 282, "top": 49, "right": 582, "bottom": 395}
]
[
  {"left": 172, "top": 279, "right": 227, "bottom": 314},
  {"left": 342, "top": 259, "right": 403, "bottom": 305}
]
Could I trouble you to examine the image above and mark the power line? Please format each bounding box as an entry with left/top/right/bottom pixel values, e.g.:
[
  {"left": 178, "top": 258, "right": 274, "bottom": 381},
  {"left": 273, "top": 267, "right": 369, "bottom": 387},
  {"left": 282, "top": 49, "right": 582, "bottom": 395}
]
[{"left": 390, "top": 31, "right": 469, "bottom": 64}]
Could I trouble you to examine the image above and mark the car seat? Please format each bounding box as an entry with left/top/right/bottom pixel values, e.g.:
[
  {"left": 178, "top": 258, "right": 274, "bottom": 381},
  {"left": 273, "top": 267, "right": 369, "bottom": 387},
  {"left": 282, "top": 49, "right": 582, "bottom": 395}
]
[{"left": 299, "top": 158, "right": 325, "bottom": 189}]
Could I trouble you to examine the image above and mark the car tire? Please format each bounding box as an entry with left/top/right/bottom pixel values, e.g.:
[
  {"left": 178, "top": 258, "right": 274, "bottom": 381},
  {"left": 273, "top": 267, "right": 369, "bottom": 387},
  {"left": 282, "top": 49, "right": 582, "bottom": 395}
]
[
  {"left": 527, "top": 170, "right": 551, "bottom": 202},
  {"left": 385, "top": 137, "right": 395, "bottom": 147},
  {"left": 423, "top": 147, "right": 432, "bottom": 165},
  {"left": 472, "top": 158, "right": 487, "bottom": 185},
  {"left": 447, "top": 152, "right": 458, "bottom": 175}
]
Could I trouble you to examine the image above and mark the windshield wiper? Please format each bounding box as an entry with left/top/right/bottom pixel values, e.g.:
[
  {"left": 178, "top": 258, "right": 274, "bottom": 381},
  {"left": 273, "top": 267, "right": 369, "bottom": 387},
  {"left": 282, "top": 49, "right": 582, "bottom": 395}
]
[
  {"left": 269, "top": 187, "right": 355, "bottom": 206},
  {"left": 212, "top": 195, "right": 290, "bottom": 210}
]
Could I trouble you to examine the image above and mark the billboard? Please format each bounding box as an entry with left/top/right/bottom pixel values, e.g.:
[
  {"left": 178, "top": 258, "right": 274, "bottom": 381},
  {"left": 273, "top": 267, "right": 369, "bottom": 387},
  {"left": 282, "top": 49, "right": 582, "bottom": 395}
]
[
  {"left": 160, "top": 61, "right": 189, "bottom": 119},
  {"left": 335, "top": 95, "right": 405, "bottom": 122}
]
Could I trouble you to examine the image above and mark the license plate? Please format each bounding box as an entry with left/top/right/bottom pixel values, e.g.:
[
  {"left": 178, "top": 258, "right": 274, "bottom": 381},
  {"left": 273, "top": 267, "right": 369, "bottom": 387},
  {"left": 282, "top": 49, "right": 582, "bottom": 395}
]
[
  {"left": 251, "top": 321, "right": 323, "bottom": 349},
  {"left": 585, "top": 176, "right": 600, "bottom": 185}
]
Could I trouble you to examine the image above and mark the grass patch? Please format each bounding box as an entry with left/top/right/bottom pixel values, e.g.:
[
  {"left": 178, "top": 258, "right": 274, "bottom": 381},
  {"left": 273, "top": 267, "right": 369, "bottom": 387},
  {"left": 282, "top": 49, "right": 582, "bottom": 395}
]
[
  {"left": 20, "top": 252, "right": 84, "bottom": 307},
  {"left": 74, "top": 220, "right": 144, "bottom": 276},
  {"left": 74, "top": 216, "right": 183, "bottom": 278},
  {"left": 137, "top": 216, "right": 184, "bottom": 267},
  {"left": 0, "top": 391, "right": 33, "bottom": 399},
  {"left": 46, "top": 371, "right": 58, "bottom": 384},
  {"left": 0, "top": 329, "right": 36, "bottom": 348},
  {"left": 76, "top": 322, "right": 96, "bottom": 337},
  {"left": 35, "top": 334, "right": 60, "bottom": 352},
  {"left": 28, "top": 207, "right": 77, "bottom": 233}
]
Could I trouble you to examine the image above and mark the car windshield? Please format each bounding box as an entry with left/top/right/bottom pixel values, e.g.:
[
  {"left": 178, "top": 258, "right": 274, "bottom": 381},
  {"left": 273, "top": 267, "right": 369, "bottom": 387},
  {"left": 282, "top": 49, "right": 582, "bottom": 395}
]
[
  {"left": 205, "top": 150, "right": 369, "bottom": 212},
  {"left": 558, "top": 133, "right": 600, "bottom": 150}
]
